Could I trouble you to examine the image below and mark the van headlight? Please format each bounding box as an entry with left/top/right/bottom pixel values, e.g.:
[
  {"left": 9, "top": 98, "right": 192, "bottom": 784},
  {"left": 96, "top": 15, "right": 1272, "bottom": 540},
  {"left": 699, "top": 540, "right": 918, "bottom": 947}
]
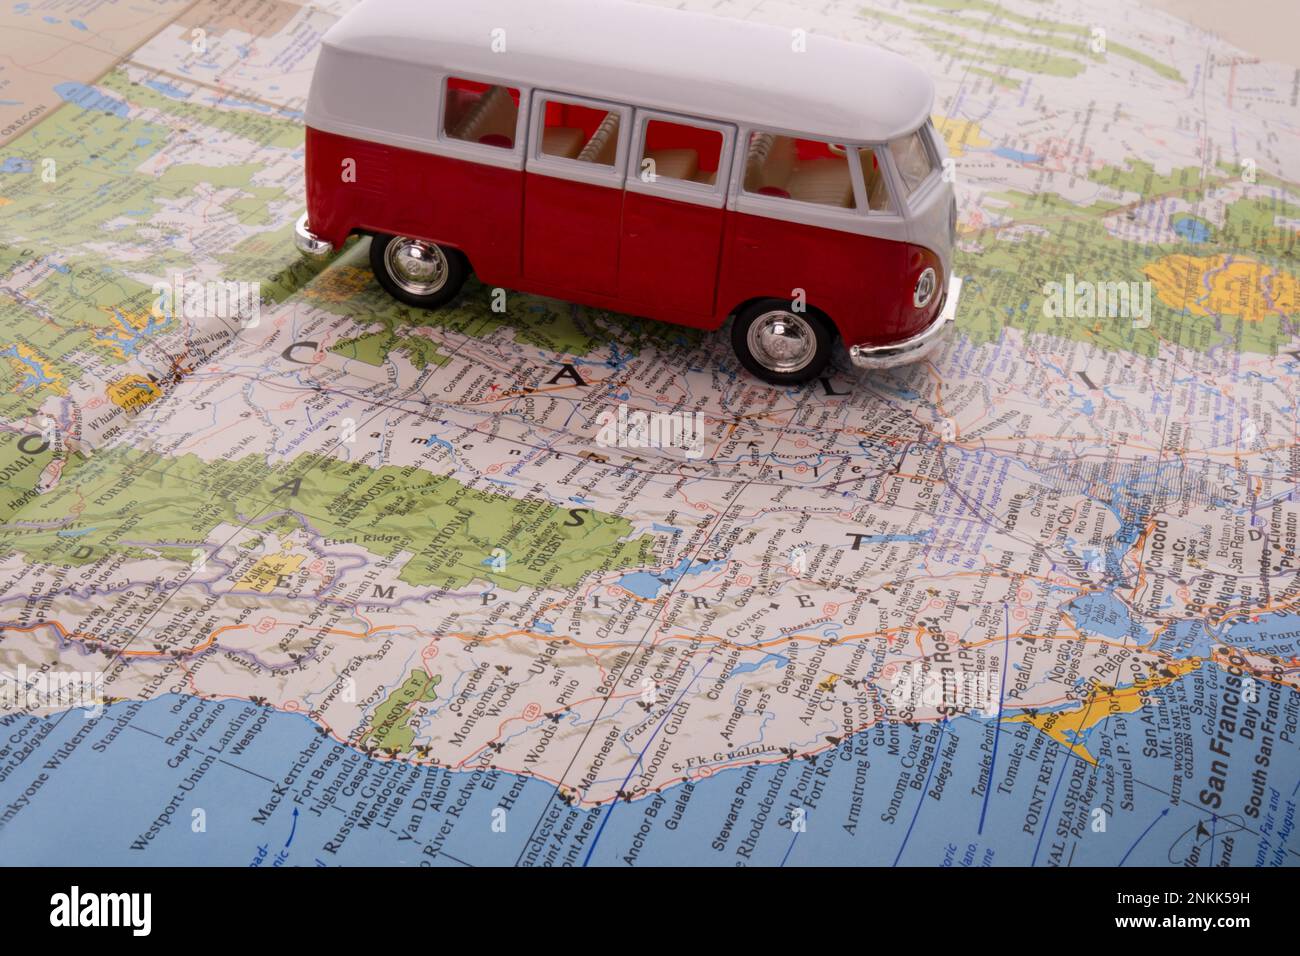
[{"left": 913, "top": 267, "right": 937, "bottom": 309}]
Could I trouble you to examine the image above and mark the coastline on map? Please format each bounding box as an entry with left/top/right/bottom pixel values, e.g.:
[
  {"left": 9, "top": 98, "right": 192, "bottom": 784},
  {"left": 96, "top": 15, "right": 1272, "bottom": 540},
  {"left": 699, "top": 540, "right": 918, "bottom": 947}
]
[{"left": 1149, "top": 0, "right": 1300, "bottom": 68}]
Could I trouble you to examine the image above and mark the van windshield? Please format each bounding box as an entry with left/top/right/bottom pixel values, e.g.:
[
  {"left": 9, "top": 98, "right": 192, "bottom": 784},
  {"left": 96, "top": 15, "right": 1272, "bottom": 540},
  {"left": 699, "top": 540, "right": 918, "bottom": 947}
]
[{"left": 889, "top": 126, "right": 937, "bottom": 197}]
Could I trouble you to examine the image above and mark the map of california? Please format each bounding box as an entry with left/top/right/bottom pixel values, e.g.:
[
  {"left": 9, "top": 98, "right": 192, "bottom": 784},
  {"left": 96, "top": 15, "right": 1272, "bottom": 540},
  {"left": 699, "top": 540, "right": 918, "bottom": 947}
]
[{"left": 0, "top": 0, "right": 1296, "bottom": 872}]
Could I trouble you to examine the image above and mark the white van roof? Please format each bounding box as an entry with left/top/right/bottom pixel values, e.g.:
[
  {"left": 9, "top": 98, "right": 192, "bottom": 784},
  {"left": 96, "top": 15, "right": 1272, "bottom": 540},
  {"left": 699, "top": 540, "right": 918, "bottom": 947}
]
[{"left": 317, "top": 0, "right": 934, "bottom": 143}]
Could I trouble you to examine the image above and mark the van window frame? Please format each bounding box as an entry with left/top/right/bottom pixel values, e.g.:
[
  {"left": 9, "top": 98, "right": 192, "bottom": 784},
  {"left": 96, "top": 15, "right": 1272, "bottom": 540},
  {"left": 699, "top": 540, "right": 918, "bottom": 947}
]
[
  {"left": 624, "top": 108, "right": 735, "bottom": 209},
  {"left": 889, "top": 120, "right": 944, "bottom": 210},
  {"left": 433, "top": 71, "right": 529, "bottom": 171},
  {"left": 848, "top": 144, "right": 899, "bottom": 216},
  {"left": 729, "top": 127, "right": 907, "bottom": 231},
  {"left": 525, "top": 90, "right": 632, "bottom": 188}
]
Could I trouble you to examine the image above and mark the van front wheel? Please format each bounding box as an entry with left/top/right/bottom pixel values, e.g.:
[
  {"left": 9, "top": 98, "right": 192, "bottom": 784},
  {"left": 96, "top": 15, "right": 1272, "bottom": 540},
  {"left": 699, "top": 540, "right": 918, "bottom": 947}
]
[
  {"left": 369, "top": 233, "right": 468, "bottom": 309},
  {"left": 731, "top": 301, "right": 834, "bottom": 385}
]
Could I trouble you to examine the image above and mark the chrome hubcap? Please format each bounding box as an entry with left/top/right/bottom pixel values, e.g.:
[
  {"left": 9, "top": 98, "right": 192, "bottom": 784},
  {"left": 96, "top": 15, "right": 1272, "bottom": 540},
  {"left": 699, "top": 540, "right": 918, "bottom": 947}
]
[
  {"left": 384, "top": 237, "right": 448, "bottom": 296},
  {"left": 746, "top": 310, "right": 816, "bottom": 373}
]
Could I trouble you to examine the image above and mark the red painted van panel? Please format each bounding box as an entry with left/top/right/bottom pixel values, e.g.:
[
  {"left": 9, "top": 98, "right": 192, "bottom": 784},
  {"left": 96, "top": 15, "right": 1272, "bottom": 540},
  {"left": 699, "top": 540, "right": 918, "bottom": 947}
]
[
  {"left": 620, "top": 191, "right": 725, "bottom": 319},
  {"left": 899, "top": 242, "right": 945, "bottom": 338},
  {"left": 523, "top": 172, "right": 622, "bottom": 296},
  {"left": 305, "top": 127, "right": 522, "bottom": 280},
  {"left": 304, "top": 126, "right": 934, "bottom": 348},
  {"left": 720, "top": 211, "right": 910, "bottom": 345}
]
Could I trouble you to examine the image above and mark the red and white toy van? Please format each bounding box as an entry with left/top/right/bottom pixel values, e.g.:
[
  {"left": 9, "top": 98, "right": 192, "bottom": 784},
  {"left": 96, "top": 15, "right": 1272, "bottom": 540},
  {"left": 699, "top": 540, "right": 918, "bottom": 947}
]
[{"left": 297, "top": 0, "right": 960, "bottom": 384}]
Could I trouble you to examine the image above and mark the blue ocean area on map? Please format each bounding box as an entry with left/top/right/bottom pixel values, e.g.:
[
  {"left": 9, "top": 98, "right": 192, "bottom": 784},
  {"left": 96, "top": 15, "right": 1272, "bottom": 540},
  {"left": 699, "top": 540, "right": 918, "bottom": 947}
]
[
  {"left": 1066, "top": 591, "right": 1151, "bottom": 642},
  {"left": 2, "top": 669, "right": 1295, "bottom": 866},
  {"left": 1222, "top": 613, "right": 1300, "bottom": 657}
]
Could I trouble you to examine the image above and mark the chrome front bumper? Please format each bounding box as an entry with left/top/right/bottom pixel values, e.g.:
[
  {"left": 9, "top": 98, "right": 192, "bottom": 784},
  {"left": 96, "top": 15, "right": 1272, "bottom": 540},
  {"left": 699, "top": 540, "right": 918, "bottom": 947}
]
[
  {"left": 295, "top": 212, "right": 334, "bottom": 259},
  {"left": 849, "top": 277, "right": 961, "bottom": 370}
]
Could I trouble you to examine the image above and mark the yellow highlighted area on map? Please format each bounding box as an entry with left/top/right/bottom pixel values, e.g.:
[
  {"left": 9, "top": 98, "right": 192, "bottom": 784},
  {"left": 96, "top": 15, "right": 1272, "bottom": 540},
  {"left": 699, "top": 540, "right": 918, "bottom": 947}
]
[
  {"left": 1006, "top": 657, "right": 1202, "bottom": 764},
  {"left": 932, "top": 115, "right": 990, "bottom": 158},
  {"left": 238, "top": 552, "right": 306, "bottom": 593},
  {"left": 97, "top": 306, "right": 168, "bottom": 360},
  {"left": 303, "top": 266, "right": 373, "bottom": 303},
  {"left": 106, "top": 375, "right": 161, "bottom": 412},
  {"left": 1144, "top": 254, "right": 1299, "bottom": 322},
  {"left": 4, "top": 343, "right": 65, "bottom": 395}
]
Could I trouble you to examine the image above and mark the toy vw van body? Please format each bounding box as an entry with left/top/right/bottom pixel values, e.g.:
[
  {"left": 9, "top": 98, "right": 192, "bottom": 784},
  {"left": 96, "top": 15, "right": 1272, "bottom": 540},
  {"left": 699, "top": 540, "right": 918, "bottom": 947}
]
[{"left": 296, "top": 0, "right": 960, "bottom": 384}]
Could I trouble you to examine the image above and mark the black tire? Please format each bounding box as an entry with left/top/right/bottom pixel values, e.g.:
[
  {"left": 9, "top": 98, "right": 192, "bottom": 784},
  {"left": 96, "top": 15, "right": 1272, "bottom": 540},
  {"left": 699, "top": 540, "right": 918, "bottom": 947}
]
[
  {"left": 730, "top": 299, "right": 835, "bottom": 385},
  {"left": 368, "top": 233, "right": 469, "bottom": 309}
]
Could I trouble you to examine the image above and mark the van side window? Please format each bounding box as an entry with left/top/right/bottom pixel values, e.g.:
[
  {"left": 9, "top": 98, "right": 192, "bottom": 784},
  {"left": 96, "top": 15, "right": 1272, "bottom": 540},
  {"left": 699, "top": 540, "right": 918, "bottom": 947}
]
[
  {"left": 443, "top": 78, "right": 520, "bottom": 149},
  {"left": 857, "top": 147, "right": 892, "bottom": 212},
  {"left": 539, "top": 99, "right": 620, "bottom": 165},
  {"left": 890, "top": 129, "right": 937, "bottom": 195},
  {"left": 639, "top": 119, "right": 722, "bottom": 185},
  {"left": 742, "top": 133, "right": 854, "bottom": 208}
]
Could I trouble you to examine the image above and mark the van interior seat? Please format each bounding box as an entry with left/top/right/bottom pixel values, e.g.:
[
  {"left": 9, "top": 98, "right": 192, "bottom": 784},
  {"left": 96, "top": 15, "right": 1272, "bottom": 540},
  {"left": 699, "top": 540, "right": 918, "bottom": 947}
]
[
  {"left": 865, "top": 164, "right": 890, "bottom": 211},
  {"left": 451, "top": 85, "right": 517, "bottom": 145},
  {"left": 650, "top": 149, "right": 718, "bottom": 185},
  {"left": 744, "top": 132, "right": 784, "bottom": 191},
  {"left": 646, "top": 148, "right": 698, "bottom": 182},
  {"left": 745, "top": 134, "right": 854, "bottom": 208},
  {"left": 542, "top": 126, "right": 585, "bottom": 159},
  {"left": 576, "top": 112, "right": 620, "bottom": 164},
  {"left": 787, "top": 160, "right": 854, "bottom": 208}
]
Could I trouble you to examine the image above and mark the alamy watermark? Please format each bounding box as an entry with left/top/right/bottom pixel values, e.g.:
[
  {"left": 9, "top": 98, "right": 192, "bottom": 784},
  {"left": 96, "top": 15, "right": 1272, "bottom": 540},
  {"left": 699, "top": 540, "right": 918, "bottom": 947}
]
[
  {"left": 151, "top": 273, "right": 262, "bottom": 328},
  {"left": 595, "top": 404, "right": 707, "bottom": 458},
  {"left": 0, "top": 664, "right": 104, "bottom": 716},
  {"left": 50, "top": 886, "right": 151, "bottom": 936},
  {"left": 886, "top": 662, "right": 996, "bottom": 715},
  {"left": 1043, "top": 274, "right": 1152, "bottom": 329}
]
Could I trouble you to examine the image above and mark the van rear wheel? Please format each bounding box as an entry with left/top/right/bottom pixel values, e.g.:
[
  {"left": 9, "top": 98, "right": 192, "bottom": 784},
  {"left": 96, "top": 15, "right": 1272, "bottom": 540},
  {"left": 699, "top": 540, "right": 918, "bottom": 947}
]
[
  {"left": 731, "top": 300, "right": 834, "bottom": 385},
  {"left": 369, "top": 233, "right": 468, "bottom": 309}
]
